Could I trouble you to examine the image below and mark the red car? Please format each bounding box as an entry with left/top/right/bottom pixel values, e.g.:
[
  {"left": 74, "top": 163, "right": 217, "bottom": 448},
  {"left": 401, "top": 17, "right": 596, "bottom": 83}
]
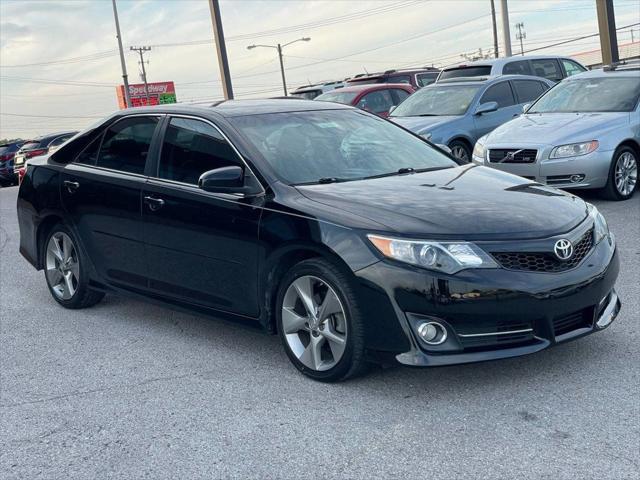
[{"left": 314, "top": 83, "right": 414, "bottom": 117}]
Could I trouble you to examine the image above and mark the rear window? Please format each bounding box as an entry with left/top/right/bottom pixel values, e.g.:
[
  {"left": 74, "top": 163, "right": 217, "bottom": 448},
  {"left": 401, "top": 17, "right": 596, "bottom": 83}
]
[
  {"left": 439, "top": 66, "right": 492, "bottom": 80},
  {"left": 291, "top": 90, "right": 321, "bottom": 100}
]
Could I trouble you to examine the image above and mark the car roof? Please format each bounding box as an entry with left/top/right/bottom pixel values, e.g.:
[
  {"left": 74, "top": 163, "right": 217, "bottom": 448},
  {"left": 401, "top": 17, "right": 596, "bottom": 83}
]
[
  {"left": 27, "top": 131, "right": 78, "bottom": 142},
  {"left": 119, "top": 99, "right": 353, "bottom": 118},
  {"left": 321, "top": 83, "right": 413, "bottom": 94},
  {"left": 442, "top": 55, "right": 579, "bottom": 70},
  {"left": 433, "top": 74, "right": 552, "bottom": 86},
  {"left": 565, "top": 66, "right": 640, "bottom": 79}
]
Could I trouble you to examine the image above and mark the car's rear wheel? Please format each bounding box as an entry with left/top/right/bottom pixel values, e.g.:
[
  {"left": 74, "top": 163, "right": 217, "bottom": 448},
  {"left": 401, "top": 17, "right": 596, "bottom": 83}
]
[
  {"left": 601, "top": 146, "right": 638, "bottom": 200},
  {"left": 448, "top": 140, "right": 471, "bottom": 163},
  {"left": 44, "top": 224, "right": 104, "bottom": 309},
  {"left": 276, "top": 258, "right": 368, "bottom": 382}
]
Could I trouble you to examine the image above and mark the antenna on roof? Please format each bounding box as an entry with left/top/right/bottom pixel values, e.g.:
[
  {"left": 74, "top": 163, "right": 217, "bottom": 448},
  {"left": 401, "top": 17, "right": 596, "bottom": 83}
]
[{"left": 363, "top": 66, "right": 369, "bottom": 75}]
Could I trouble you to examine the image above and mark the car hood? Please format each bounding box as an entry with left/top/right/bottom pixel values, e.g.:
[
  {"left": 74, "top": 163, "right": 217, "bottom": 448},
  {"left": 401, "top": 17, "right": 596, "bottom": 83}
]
[
  {"left": 486, "top": 112, "right": 628, "bottom": 145},
  {"left": 390, "top": 115, "right": 460, "bottom": 134},
  {"left": 296, "top": 165, "right": 588, "bottom": 240}
]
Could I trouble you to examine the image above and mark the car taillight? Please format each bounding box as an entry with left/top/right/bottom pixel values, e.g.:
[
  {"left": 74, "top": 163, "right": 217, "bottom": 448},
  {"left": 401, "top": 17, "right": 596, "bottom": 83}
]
[
  {"left": 25, "top": 148, "right": 48, "bottom": 159},
  {"left": 18, "top": 167, "right": 26, "bottom": 184},
  {"left": 0, "top": 154, "right": 12, "bottom": 161}
]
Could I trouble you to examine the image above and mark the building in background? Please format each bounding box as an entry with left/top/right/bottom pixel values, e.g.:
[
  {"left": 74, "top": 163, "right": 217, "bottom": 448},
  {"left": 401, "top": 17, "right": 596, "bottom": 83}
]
[
  {"left": 116, "top": 81, "right": 177, "bottom": 109},
  {"left": 571, "top": 41, "right": 640, "bottom": 68}
]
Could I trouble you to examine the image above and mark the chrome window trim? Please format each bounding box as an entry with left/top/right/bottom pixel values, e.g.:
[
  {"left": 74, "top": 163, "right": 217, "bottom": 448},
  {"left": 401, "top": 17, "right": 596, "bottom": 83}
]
[{"left": 157, "top": 113, "right": 266, "bottom": 195}]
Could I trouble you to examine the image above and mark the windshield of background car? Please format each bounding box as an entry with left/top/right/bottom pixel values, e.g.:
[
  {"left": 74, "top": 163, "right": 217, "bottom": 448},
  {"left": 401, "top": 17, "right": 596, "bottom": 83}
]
[
  {"left": 20, "top": 141, "right": 41, "bottom": 151},
  {"left": 529, "top": 77, "right": 640, "bottom": 113},
  {"left": 0, "top": 144, "right": 20, "bottom": 154},
  {"left": 230, "top": 110, "right": 457, "bottom": 185},
  {"left": 315, "top": 91, "right": 360, "bottom": 105},
  {"left": 439, "top": 66, "right": 492, "bottom": 80},
  {"left": 390, "top": 85, "right": 480, "bottom": 116}
]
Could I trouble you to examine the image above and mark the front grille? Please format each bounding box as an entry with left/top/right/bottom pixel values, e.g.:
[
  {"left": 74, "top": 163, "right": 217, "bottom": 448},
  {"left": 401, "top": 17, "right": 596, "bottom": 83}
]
[
  {"left": 553, "top": 308, "right": 594, "bottom": 336},
  {"left": 492, "top": 228, "right": 594, "bottom": 273},
  {"left": 488, "top": 148, "right": 537, "bottom": 164}
]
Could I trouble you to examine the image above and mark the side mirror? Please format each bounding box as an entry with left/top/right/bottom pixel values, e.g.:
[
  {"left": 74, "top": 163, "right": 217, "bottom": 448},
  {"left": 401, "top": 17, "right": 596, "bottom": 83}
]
[
  {"left": 522, "top": 103, "right": 531, "bottom": 114},
  {"left": 198, "top": 166, "right": 262, "bottom": 196},
  {"left": 475, "top": 101, "right": 498, "bottom": 116},
  {"left": 388, "top": 105, "right": 397, "bottom": 114}
]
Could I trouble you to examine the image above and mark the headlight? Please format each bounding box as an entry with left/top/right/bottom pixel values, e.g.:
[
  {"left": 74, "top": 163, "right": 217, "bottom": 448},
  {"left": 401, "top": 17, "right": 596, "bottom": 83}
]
[
  {"left": 587, "top": 203, "right": 612, "bottom": 245},
  {"left": 421, "top": 133, "right": 432, "bottom": 141},
  {"left": 472, "top": 134, "right": 488, "bottom": 160},
  {"left": 550, "top": 141, "right": 598, "bottom": 159},
  {"left": 367, "top": 235, "right": 498, "bottom": 274}
]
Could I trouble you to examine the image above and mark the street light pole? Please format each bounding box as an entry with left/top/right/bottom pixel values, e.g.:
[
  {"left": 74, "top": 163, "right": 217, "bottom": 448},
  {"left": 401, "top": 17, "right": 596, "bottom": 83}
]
[
  {"left": 247, "top": 37, "right": 311, "bottom": 97},
  {"left": 111, "top": 0, "right": 131, "bottom": 108},
  {"left": 490, "top": 0, "right": 499, "bottom": 58}
]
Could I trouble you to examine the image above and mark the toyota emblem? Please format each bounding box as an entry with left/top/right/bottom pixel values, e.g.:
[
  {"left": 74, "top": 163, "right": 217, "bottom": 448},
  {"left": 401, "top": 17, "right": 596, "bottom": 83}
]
[{"left": 554, "top": 239, "right": 574, "bottom": 261}]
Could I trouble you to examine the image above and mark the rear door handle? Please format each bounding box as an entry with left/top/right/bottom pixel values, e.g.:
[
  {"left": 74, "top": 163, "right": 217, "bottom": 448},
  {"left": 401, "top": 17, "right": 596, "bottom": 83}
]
[
  {"left": 63, "top": 180, "right": 80, "bottom": 193},
  {"left": 144, "top": 195, "right": 165, "bottom": 211}
]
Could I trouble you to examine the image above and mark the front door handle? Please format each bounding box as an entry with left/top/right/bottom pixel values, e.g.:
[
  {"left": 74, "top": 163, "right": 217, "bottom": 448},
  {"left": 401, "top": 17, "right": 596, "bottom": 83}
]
[
  {"left": 63, "top": 180, "right": 80, "bottom": 193},
  {"left": 144, "top": 195, "right": 165, "bottom": 211}
]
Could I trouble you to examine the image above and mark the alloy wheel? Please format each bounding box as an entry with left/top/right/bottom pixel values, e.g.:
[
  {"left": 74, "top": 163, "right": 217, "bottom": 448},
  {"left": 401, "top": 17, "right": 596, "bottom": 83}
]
[
  {"left": 45, "top": 232, "right": 79, "bottom": 300},
  {"left": 614, "top": 151, "right": 637, "bottom": 197},
  {"left": 281, "top": 275, "right": 347, "bottom": 371},
  {"left": 451, "top": 145, "right": 469, "bottom": 161}
]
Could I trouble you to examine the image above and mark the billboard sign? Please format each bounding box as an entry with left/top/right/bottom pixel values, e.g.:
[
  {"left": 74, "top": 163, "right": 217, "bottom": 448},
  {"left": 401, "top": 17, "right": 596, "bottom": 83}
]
[{"left": 116, "top": 81, "right": 177, "bottom": 109}]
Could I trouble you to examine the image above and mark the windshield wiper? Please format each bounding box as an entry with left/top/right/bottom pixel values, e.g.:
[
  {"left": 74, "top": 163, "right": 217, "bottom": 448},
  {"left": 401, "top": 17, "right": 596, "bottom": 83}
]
[
  {"left": 362, "top": 166, "right": 452, "bottom": 180},
  {"left": 294, "top": 177, "right": 351, "bottom": 186}
]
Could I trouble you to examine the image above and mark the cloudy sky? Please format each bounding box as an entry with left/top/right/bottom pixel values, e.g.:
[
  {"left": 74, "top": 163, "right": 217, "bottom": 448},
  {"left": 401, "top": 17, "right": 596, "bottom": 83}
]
[{"left": 1, "top": 0, "right": 638, "bottom": 139}]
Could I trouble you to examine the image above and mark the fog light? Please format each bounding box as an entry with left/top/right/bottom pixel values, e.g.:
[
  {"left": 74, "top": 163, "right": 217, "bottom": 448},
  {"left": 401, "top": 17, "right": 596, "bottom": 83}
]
[
  {"left": 417, "top": 321, "right": 447, "bottom": 345},
  {"left": 570, "top": 174, "right": 585, "bottom": 183}
]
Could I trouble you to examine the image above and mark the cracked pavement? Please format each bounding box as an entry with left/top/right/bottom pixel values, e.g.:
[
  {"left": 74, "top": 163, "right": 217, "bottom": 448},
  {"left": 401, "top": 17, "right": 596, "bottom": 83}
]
[{"left": 1, "top": 185, "right": 639, "bottom": 479}]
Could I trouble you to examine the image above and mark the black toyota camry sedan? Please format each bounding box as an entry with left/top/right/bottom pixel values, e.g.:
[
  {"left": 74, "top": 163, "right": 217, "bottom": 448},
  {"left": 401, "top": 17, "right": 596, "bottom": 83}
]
[{"left": 17, "top": 100, "right": 621, "bottom": 381}]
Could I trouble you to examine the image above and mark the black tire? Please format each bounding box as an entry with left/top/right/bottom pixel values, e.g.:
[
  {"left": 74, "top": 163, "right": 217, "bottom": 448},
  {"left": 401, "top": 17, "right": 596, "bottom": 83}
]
[
  {"left": 601, "top": 145, "right": 638, "bottom": 201},
  {"left": 276, "top": 257, "right": 368, "bottom": 382},
  {"left": 448, "top": 139, "right": 471, "bottom": 163},
  {"left": 43, "top": 223, "right": 105, "bottom": 309}
]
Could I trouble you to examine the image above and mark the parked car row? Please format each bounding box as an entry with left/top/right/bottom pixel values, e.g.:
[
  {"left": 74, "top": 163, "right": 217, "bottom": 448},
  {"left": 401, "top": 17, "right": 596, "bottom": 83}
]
[
  {"left": 307, "top": 56, "right": 638, "bottom": 200},
  {"left": 0, "top": 131, "right": 77, "bottom": 186}
]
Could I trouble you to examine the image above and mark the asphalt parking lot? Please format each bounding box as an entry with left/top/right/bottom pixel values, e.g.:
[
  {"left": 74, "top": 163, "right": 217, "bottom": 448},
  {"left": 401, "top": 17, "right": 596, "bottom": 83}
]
[{"left": 0, "top": 185, "right": 638, "bottom": 480}]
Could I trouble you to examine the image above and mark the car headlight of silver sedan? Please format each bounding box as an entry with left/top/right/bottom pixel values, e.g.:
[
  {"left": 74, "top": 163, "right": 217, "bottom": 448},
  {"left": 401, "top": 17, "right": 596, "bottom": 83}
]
[
  {"left": 587, "top": 203, "right": 613, "bottom": 246},
  {"left": 472, "top": 135, "right": 488, "bottom": 163},
  {"left": 367, "top": 235, "right": 498, "bottom": 274},
  {"left": 550, "top": 141, "right": 598, "bottom": 159}
]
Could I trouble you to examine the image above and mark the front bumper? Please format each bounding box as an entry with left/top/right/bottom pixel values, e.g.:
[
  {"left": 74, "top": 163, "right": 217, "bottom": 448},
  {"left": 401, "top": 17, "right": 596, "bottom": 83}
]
[
  {"left": 473, "top": 145, "right": 613, "bottom": 190},
  {"left": 356, "top": 236, "right": 620, "bottom": 367}
]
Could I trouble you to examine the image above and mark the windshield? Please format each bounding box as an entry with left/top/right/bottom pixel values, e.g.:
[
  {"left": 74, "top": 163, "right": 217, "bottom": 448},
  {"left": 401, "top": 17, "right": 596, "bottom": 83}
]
[
  {"left": 439, "top": 66, "right": 491, "bottom": 80},
  {"left": 391, "top": 85, "right": 480, "bottom": 116},
  {"left": 529, "top": 77, "right": 640, "bottom": 113},
  {"left": 315, "top": 91, "right": 359, "bottom": 105},
  {"left": 20, "top": 141, "right": 41, "bottom": 151},
  {"left": 0, "top": 143, "right": 20, "bottom": 154},
  {"left": 230, "top": 110, "right": 456, "bottom": 185}
]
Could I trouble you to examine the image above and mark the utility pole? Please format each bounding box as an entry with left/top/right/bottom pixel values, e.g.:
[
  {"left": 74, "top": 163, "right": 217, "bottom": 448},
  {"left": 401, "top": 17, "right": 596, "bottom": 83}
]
[
  {"left": 490, "top": 0, "right": 499, "bottom": 58},
  {"left": 596, "top": 0, "right": 619, "bottom": 65},
  {"left": 111, "top": 0, "right": 131, "bottom": 107},
  {"left": 247, "top": 38, "right": 311, "bottom": 96},
  {"left": 208, "top": 0, "right": 234, "bottom": 100},
  {"left": 500, "top": 0, "right": 512, "bottom": 57},
  {"left": 515, "top": 22, "right": 526, "bottom": 56},
  {"left": 130, "top": 46, "right": 151, "bottom": 105}
]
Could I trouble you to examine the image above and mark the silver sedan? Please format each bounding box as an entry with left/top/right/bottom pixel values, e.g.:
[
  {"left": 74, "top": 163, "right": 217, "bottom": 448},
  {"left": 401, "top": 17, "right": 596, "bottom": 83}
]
[{"left": 473, "top": 64, "right": 639, "bottom": 200}]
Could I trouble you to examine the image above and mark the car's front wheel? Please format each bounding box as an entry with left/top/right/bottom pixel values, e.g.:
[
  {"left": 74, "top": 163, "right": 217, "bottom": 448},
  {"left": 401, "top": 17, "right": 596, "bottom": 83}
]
[
  {"left": 276, "top": 258, "right": 368, "bottom": 382},
  {"left": 448, "top": 140, "right": 471, "bottom": 163},
  {"left": 44, "top": 224, "right": 105, "bottom": 309},
  {"left": 602, "top": 146, "right": 638, "bottom": 200}
]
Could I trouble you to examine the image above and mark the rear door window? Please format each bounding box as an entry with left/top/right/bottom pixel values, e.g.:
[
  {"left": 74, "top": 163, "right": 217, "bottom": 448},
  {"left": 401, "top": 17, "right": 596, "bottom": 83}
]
[
  {"left": 391, "top": 89, "right": 411, "bottom": 105},
  {"left": 357, "top": 90, "right": 395, "bottom": 114},
  {"left": 561, "top": 59, "right": 586, "bottom": 77},
  {"left": 480, "top": 81, "right": 515, "bottom": 108},
  {"left": 97, "top": 116, "right": 159, "bottom": 175},
  {"left": 416, "top": 73, "right": 438, "bottom": 87},
  {"left": 158, "top": 117, "right": 241, "bottom": 185},
  {"left": 530, "top": 58, "right": 563, "bottom": 81},
  {"left": 503, "top": 60, "right": 532, "bottom": 76},
  {"left": 512, "top": 80, "right": 548, "bottom": 103}
]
